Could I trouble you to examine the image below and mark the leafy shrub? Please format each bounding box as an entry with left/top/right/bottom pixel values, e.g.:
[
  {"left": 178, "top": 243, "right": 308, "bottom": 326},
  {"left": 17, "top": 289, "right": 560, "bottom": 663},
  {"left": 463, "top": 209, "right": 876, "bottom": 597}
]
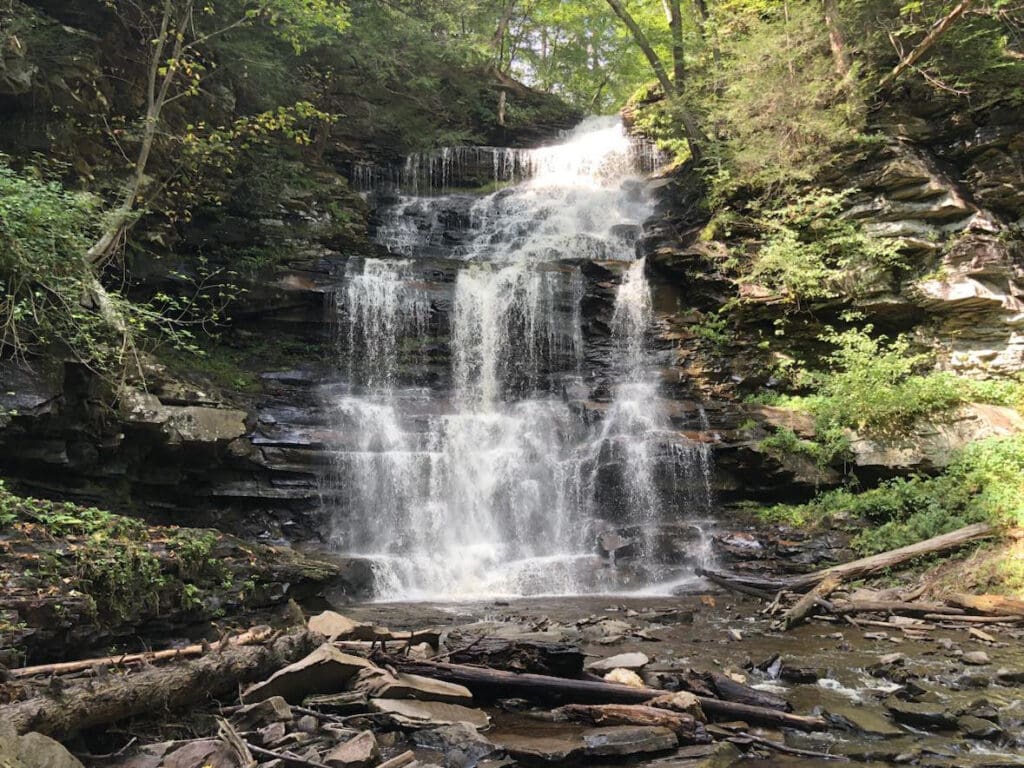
[
  {"left": 761, "top": 435, "right": 1024, "bottom": 555},
  {"left": 760, "top": 426, "right": 849, "bottom": 471},
  {"left": 809, "top": 325, "right": 962, "bottom": 435},
  {"left": 741, "top": 191, "right": 904, "bottom": 305},
  {"left": 0, "top": 159, "right": 107, "bottom": 363}
]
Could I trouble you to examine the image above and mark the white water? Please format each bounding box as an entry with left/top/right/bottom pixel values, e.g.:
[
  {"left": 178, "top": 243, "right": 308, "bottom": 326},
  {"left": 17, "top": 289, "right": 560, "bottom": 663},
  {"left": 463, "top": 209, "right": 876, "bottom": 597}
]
[{"left": 329, "top": 117, "right": 713, "bottom": 600}]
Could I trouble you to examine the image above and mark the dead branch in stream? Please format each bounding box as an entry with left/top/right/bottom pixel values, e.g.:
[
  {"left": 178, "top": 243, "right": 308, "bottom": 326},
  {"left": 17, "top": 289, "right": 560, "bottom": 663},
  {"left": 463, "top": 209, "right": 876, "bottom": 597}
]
[
  {"left": 699, "top": 522, "right": 995, "bottom": 597},
  {"left": 378, "top": 655, "right": 828, "bottom": 731},
  {"left": 778, "top": 574, "right": 843, "bottom": 629}
]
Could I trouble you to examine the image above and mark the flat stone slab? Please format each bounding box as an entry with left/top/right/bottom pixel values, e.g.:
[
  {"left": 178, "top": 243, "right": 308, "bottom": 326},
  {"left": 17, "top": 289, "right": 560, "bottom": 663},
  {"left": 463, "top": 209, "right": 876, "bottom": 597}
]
[
  {"left": 324, "top": 731, "right": 379, "bottom": 768},
  {"left": 369, "top": 698, "right": 489, "bottom": 730},
  {"left": 583, "top": 726, "right": 678, "bottom": 756},
  {"left": 492, "top": 724, "right": 677, "bottom": 762},
  {"left": 586, "top": 652, "right": 650, "bottom": 672},
  {"left": 308, "top": 611, "right": 371, "bottom": 640},
  {"left": 358, "top": 671, "right": 472, "bottom": 704},
  {"left": 885, "top": 699, "right": 958, "bottom": 730},
  {"left": 826, "top": 703, "right": 904, "bottom": 736},
  {"left": 241, "top": 644, "right": 376, "bottom": 704}
]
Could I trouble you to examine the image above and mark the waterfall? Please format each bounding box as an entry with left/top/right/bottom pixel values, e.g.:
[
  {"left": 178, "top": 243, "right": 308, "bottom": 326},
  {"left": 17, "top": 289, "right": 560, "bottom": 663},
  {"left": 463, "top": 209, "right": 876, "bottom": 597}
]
[{"left": 327, "top": 117, "right": 714, "bottom": 599}]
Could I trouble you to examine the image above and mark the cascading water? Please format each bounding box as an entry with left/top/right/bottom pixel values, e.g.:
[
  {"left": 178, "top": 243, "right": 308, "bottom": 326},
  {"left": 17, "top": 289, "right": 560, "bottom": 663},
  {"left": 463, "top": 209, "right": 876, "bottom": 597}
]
[{"left": 328, "top": 117, "right": 714, "bottom": 599}]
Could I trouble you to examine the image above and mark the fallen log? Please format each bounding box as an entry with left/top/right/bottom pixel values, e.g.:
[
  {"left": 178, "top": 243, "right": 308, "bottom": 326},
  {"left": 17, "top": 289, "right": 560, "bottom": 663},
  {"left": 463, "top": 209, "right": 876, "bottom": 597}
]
[
  {"left": 3, "top": 630, "right": 319, "bottom": 739},
  {"left": 779, "top": 574, "right": 843, "bottom": 629},
  {"left": 923, "top": 613, "right": 1024, "bottom": 624},
  {"left": 729, "top": 733, "right": 849, "bottom": 761},
  {"left": 699, "top": 523, "right": 994, "bottom": 595},
  {"left": 701, "top": 671, "right": 790, "bottom": 712},
  {"left": 10, "top": 626, "right": 274, "bottom": 679},
  {"left": 948, "top": 594, "right": 1024, "bottom": 617},
  {"left": 377, "top": 751, "right": 416, "bottom": 768},
  {"left": 700, "top": 573, "right": 777, "bottom": 600},
  {"left": 381, "top": 656, "right": 827, "bottom": 731},
  {"left": 829, "top": 600, "right": 964, "bottom": 617},
  {"left": 552, "top": 703, "right": 709, "bottom": 742}
]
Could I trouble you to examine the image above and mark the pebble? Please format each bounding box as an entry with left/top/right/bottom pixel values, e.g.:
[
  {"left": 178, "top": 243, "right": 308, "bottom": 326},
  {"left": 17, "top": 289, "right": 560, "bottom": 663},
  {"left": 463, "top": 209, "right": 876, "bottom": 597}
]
[
  {"left": 296, "top": 714, "right": 319, "bottom": 733},
  {"left": 963, "top": 651, "right": 991, "bottom": 666},
  {"left": 727, "top": 629, "right": 743, "bottom": 641}
]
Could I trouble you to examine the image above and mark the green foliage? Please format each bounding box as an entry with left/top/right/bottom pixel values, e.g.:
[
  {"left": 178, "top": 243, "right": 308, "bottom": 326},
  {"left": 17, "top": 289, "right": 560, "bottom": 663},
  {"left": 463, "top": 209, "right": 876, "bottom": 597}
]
[
  {"left": 691, "top": 310, "right": 732, "bottom": 348},
  {"left": 760, "top": 425, "right": 849, "bottom": 471},
  {"left": 959, "top": 376, "right": 1024, "bottom": 414},
  {"left": 847, "top": 0, "right": 1024, "bottom": 103},
  {"left": 0, "top": 160, "right": 109, "bottom": 362},
  {"left": 740, "top": 190, "right": 904, "bottom": 305},
  {"left": 809, "top": 325, "right": 961, "bottom": 435},
  {"left": 628, "top": 84, "right": 692, "bottom": 163},
  {"left": 698, "top": 1, "right": 867, "bottom": 196},
  {"left": 0, "top": 481, "right": 246, "bottom": 623},
  {"left": 258, "top": 0, "right": 351, "bottom": 52},
  {"left": 761, "top": 435, "right": 1024, "bottom": 555}
]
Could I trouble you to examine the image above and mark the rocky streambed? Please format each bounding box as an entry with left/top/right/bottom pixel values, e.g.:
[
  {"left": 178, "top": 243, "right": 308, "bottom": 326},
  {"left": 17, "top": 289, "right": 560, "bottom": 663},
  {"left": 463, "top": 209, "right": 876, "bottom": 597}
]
[
  {"left": 5, "top": 590, "right": 1024, "bottom": 768},
  {"left": 339, "top": 595, "right": 1024, "bottom": 766}
]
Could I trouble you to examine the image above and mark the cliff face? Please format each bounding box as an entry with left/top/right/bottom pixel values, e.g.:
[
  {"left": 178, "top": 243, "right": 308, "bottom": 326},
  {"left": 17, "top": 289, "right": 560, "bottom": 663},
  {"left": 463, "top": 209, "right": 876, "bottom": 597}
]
[{"left": 638, "top": 90, "right": 1024, "bottom": 503}]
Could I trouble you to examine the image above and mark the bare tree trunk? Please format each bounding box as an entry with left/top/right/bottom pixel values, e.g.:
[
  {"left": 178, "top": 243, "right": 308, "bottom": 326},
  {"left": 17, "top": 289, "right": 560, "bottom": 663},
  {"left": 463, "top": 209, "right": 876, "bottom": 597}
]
[
  {"left": 605, "top": 0, "right": 676, "bottom": 97},
  {"left": 604, "top": 0, "right": 704, "bottom": 161},
  {"left": 699, "top": 522, "right": 996, "bottom": 595},
  {"left": 86, "top": 0, "right": 192, "bottom": 267},
  {"left": 780, "top": 573, "right": 843, "bottom": 629},
  {"left": 823, "top": 0, "right": 851, "bottom": 77},
  {"left": 662, "top": 0, "right": 686, "bottom": 88},
  {"left": 3, "top": 631, "right": 319, "bottom": 739},
  {"left": 878, "top": 0, "right": 976, "bottom": 89},
  {"left": 493, "top": 0, "right": 518, "bottom": 73},
  {"left": 383, "top": 656, "right": 828, "bottom": 730}
]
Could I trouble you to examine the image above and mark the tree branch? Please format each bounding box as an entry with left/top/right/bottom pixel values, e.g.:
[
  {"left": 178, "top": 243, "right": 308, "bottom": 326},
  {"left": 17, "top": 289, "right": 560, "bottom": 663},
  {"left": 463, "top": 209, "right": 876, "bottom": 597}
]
[{"left": 878, "top": 0, "right": 976, "bottom": 90}]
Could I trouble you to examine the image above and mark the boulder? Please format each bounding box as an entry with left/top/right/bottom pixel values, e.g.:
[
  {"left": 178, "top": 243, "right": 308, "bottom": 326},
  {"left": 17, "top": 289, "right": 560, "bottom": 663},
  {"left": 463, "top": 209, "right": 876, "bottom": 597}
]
[
  {"left": 324, "top": 731, "right": 379, "bottom": 768},
  {"left": 354, "top": 670, "right": 473, "bottom": 704},
  {"left": 231, "top": 696, "right": 294, "bottom": 729},
  {"left": 604, "top": 668, "right": 646, "bottom": 688},
  {"left": 849, "top": 404, "right": 1024, "bottom": 472},
  {"left": 647, "top": 692, "right": 705, "bottom": 720},
  {"left": 412, "top": 723, "right": 498, "bottom": 768},
  {"left": 308, "top": 611, "right": 371, "bottom": 640},
  {"left": 161, "top": 740, "right": 237, "bottom": 768},
  {"left": 2, "top": 728, "right": 85, "bottom": 768},
  {"left": 241, "top": 644, "right": 377, "bottom": 703},
  {"left": 582, "top": 726, "right": 678, "bottom": 756},
  {"left": 369, "top": 698, "right": 490, "bottom": 730}
]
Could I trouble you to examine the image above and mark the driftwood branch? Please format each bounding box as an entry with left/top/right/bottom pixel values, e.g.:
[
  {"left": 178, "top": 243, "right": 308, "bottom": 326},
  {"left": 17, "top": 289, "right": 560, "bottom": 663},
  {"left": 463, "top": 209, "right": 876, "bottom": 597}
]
[
  {"left": 10, "top": 627, "right": 274, "bottom": 679},
  {"left": 878, "top": 0, "right": 976, "bottom": 89},
  {"left": 699, "top": 523, "right": 995, "bottom": 596},
  {"left": 779, "top": 574, "right": 843, "bottom": 629}
]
